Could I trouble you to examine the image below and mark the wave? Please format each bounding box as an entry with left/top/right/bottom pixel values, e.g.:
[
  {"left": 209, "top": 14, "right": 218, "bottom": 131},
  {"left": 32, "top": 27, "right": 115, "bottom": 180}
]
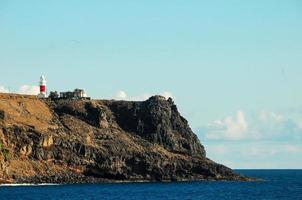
[{"left": 0, "top": 183, "right": 59, "bottom": 187}]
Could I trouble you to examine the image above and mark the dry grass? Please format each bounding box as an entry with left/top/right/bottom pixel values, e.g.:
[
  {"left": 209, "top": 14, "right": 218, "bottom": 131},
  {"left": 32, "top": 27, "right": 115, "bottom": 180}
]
[{"left": 0, "top": 93, "right": 57, "bottom": 131}]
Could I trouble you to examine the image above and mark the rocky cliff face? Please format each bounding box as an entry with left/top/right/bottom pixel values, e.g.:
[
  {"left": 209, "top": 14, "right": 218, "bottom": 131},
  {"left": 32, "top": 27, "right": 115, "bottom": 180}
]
[{"left": 0, "top": 93, "right": 248, "bottom": 184}]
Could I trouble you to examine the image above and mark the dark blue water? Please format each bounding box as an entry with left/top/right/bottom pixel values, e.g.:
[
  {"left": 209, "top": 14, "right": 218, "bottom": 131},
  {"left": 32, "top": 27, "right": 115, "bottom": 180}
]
[{"left": 1, "top": 170, "right": 301, "bottom": 200}]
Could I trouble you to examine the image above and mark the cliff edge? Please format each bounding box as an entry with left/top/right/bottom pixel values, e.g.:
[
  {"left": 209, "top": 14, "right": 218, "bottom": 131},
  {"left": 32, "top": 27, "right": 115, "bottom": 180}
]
[{"left": 0, "top": 93, "right": 249, "bottom": 183}]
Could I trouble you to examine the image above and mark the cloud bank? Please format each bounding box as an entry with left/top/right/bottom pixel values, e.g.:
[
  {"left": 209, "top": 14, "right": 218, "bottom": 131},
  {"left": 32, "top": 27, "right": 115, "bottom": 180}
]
[
  {"left": 200, "top": 110, "right": 302, "bottom": 141},
  {"left": 18, "top": 85, "right": 40, "bottom": 95},
  {"left": 199, "top": 109, "right": 302, "bottom": 168},
  {"left": 0, "top": 85, "right": 40, "bottom": 95}
]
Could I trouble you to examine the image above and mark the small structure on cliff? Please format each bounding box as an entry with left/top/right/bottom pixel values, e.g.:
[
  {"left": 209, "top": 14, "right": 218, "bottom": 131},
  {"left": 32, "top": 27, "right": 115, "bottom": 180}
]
[
  {"left": 60, "top": 89, "right": 88, "bottom": 99},
  {"left": 36, "top": 75, "right": 90, "bottom": 100},
  {"left": 49, "top": 88, "right": 90, "bottom": 100}
]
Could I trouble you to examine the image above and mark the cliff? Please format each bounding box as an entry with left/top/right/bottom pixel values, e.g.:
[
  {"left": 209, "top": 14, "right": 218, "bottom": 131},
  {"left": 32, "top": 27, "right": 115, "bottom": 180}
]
[{"left": 0, "top": 93, "right": 248, "bottom": 183}]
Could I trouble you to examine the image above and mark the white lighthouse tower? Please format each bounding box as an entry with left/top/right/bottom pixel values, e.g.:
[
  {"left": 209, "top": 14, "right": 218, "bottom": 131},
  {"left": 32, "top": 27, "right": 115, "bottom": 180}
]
[{"left": 38, "top": 75, "right": 47, "bottom": 98}]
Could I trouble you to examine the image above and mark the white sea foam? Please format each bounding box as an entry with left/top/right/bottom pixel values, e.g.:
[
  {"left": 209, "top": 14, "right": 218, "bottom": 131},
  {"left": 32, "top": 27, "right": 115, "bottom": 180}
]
[{"left": 0, "top": 183, "right": 59, "bottom": 187}]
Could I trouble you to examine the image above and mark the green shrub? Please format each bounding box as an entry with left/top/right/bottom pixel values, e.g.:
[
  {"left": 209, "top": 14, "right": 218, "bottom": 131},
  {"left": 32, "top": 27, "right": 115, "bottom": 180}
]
[
  {"left": 0, "top": 140, "right": 9, "bottom": 161},
  {"left": 2, "top": 149, "right": 9, "bottom": 161}
]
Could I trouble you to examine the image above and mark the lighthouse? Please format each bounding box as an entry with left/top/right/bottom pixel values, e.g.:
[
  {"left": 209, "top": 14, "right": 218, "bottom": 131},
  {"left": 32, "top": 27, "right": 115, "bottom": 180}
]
[{"left": 38, "top": 75, "right": 47, "bottom": 98}]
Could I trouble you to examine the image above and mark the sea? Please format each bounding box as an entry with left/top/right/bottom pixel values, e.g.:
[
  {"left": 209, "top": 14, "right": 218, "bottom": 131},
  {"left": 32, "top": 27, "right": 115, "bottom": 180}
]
[{"left": 0, "top": 170, "right": 301, "bottom": 200}]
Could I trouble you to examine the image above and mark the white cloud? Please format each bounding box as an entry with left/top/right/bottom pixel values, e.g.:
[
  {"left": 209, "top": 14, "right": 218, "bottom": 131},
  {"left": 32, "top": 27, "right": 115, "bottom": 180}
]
[
  {"left": 0, "top": 85, "right": 40, "bottom": 95},
  {"left": 205, "top": 111, "right": 248, "bottom": 140},
  {"left": 200, "top": 110, "right": 302, "bottom": 141},
  {"left": 259, "top": 110, "right": 284, "bottom": 122},
  {"left": 113, "top": 90, "right": 173, "bottom": 101},
  {"left": 0, "top": 86, "right": 10, "bottom": 93},
  {"left": 199, "top": 109, "right": 302, "bottom": 169},
  {"left": 17, "top": 85, "right": 40, "bottom": 95},
  {"left": 115, "top": 90, "right": 127, "bottom": 100}
]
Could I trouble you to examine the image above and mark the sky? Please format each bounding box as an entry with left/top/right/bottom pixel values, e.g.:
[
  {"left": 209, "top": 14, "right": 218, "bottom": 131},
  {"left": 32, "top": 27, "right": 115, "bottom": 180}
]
[{"left": 0, "top": 0, "right": 302, "bottom": 169}]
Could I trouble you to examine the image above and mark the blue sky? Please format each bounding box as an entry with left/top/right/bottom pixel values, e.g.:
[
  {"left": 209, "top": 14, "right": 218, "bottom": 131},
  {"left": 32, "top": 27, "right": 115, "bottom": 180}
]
[{"left": 0, "top": 0, "right": 301, "bottom": 168}]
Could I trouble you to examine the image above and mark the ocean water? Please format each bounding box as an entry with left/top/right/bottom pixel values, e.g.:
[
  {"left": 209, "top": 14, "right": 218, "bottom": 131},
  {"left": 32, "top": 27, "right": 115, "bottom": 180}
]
[{"left": 0, "top": 170, "right": 301, "bottom": 200}]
